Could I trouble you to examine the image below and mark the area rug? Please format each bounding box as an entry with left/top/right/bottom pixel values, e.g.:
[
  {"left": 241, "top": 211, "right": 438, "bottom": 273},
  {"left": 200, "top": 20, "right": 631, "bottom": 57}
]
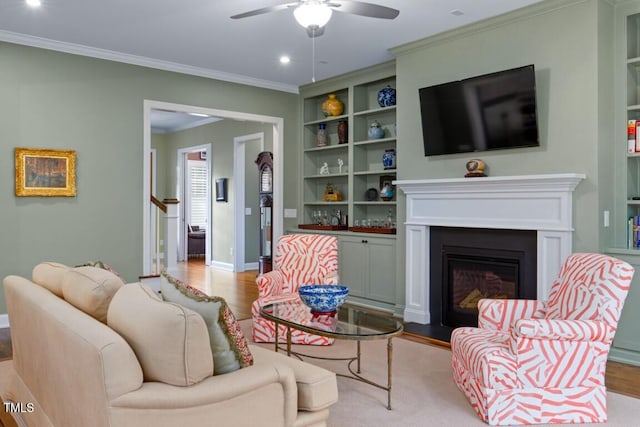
[{"left": 239, "top": 320, "right": 640, "bottom": 427}]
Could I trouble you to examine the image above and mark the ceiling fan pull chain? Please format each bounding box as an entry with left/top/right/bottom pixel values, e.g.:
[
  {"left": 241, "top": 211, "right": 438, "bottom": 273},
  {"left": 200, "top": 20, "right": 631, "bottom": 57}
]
[{"left": 312, "top": 27, "right": 316, "bottom": 83}]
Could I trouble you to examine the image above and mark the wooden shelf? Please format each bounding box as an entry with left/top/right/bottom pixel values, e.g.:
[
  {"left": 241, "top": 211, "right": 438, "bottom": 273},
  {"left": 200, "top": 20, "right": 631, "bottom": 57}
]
[
  {"left": 299, "top": 224, "right": 348, "bottom": 231},
  {"left": 348, "top": 227, "right": 396, "bottom": 234}
]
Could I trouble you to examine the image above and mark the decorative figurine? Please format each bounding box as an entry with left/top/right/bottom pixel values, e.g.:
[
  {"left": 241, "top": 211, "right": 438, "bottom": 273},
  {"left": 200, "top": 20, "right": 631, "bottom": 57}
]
[
  {"left": 337, "top": 158, "right": 344, "bottom": 174},
  {"left": 320, "top": 162, "right": 330, "bottom": 175},
  {"left": 464, "top": 159, "right": 487, "bottom": 177},
  {"left": 380, "top": 183, "right": 394, "bottom": 201}
]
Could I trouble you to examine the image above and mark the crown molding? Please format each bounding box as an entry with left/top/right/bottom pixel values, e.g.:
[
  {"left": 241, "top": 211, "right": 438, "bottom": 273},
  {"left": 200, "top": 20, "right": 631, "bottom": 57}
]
[{"left": 0, "top": 30, "right": 299, "bottom": 94}]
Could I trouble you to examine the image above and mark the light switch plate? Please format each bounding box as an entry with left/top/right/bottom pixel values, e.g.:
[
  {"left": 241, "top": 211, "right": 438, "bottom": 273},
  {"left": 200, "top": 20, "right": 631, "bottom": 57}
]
[{"left": 284, "top": 208, "right": 297, "bottom": 218}]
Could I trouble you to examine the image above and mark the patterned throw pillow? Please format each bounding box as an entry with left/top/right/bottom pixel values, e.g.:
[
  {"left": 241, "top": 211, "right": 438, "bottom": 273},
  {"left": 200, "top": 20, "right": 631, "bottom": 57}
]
[{"left": 160, "top": 271, "right": 253, "bottom": 374}]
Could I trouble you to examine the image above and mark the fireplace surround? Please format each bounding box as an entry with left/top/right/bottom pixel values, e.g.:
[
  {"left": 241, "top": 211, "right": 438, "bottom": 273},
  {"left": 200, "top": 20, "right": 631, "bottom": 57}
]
[{"left": 395, "top": 173, "right": 585, "bottom": 326}]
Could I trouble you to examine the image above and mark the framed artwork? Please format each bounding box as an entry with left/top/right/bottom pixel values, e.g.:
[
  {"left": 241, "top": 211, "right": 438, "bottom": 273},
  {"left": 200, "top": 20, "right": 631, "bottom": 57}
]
[
  {"left": 15, "top": 148, "right": 77, "bottom": 197},
  {"left": 216, "top": 178, "right": 228, "bottom": 202}
]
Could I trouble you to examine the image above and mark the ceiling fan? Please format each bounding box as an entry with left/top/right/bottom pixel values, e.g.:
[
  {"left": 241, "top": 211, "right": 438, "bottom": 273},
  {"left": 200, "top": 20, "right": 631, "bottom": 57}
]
[{"left": 231, "top": 0, "right": 400, "bottom": 38}]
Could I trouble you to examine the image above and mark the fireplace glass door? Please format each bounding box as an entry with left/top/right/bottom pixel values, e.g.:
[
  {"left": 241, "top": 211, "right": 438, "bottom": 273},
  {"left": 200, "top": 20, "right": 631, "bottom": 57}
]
[{"left": 443, "top": 254, "right": 518, "bottom": 327}]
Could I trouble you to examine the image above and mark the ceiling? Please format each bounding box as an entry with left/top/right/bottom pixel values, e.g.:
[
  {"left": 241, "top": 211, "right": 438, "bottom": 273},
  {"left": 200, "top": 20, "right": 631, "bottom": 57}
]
[{"left": 1, "top": 0, "right": 544, "bottom": 93}]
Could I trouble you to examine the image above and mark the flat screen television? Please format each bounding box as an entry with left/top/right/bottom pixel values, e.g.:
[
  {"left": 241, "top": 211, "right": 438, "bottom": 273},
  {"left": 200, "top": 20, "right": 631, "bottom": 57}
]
[{"left": 419, "top": 65, "right": 540, "bottom": 156}]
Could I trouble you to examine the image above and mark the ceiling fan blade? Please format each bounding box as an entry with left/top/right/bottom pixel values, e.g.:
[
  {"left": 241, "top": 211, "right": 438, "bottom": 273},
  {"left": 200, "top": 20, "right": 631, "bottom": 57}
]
[
  {"left": 230, "top": 2, "right": 299, "bottom": 20},
  {"left": 332, "top": 0, "right": 399, "bottom": 19}
]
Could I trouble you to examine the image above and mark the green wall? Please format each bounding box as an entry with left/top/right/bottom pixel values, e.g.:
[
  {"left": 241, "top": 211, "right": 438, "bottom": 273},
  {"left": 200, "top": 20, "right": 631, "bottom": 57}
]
[
  {"left": 391, "top": 0, "right": 613, "bottom": 307},
  {"left": 153, "top": 121, "right": 272, "bottom": 265},
  {"left": 0, "top": 41, "right": 299, "bottom": 314}
]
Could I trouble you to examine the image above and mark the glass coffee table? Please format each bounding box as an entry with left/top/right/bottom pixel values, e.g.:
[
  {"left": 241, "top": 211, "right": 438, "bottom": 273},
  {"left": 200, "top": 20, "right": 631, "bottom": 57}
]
[{"left": 260, "top": 300, "right": 404, "bottom": 410}]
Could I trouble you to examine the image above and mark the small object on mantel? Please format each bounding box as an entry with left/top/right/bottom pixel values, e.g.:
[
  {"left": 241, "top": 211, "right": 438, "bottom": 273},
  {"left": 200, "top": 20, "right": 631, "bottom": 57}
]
[{"left": 464, "top": 159, "right": 487, "bottom": 177}]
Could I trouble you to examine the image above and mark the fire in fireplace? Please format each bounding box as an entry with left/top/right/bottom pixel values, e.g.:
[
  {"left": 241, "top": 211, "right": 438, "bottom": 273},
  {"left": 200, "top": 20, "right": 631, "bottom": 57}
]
[{"left": 430, "top": 227, "right": 537, "bottom": 329}]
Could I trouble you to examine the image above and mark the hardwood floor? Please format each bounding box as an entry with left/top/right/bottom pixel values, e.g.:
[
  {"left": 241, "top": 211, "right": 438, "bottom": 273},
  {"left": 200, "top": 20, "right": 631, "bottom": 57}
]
[
  {"left": 170, "top": 258, "right": 259, "bottom": 320},
  {"left": 174, "top": 259, "right": 640, "bottom": 400}
]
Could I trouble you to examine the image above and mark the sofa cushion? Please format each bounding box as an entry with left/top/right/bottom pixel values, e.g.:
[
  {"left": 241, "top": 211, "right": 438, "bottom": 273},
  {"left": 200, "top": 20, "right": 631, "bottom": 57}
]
[
  {"left": 107, "top": 282, "right": 213, "bottom": 386},
  {"left": 161, "top": 271, "right": 254, "bottom": 375},
  {"left": 75, "top": 260, "right": 127, "bottom": 285},
  {"left": 61, "top": 266, "right": 124, "bottom": 323},
  {"left": 250, "top": 345, "right": 338, "bottom": 411},
  {"left": 31, "top": 261, "right": 70, "bottom": 297}
]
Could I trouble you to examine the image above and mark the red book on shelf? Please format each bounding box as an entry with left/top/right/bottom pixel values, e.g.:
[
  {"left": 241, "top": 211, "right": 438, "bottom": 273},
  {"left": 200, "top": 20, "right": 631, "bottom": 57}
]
[{"left": 629, "top": 120, "right": 637, "bottom": 153}]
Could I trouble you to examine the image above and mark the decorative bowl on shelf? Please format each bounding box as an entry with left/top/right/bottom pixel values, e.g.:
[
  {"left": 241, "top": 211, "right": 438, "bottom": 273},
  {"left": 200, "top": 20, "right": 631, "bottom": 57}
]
[{"left": 299, "top": 285, "right": 349, "bottom": 314}]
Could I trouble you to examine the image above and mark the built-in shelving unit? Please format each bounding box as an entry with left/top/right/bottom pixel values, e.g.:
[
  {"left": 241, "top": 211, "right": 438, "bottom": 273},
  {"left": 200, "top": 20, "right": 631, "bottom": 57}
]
[
  {"left": 607, "top": 3, "right": 640, "bottom": 366},
  {"left": 296, "top": 62, "right": 399, "bottom": 313},
  {"left": 300, "top": 66, "right": 397, "bottom": 229}
]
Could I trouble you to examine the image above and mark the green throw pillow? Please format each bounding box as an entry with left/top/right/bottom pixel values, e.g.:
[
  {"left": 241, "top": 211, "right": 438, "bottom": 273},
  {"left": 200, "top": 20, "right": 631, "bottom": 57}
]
[{"left": 160, "top": 271, "right": 253, "bottom": 375}]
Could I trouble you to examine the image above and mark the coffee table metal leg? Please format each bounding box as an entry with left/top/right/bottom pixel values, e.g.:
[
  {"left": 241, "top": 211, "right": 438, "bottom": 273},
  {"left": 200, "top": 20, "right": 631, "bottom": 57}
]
[
  {"left": 357, "top": 341, "right": 361, "bottom": 373},
  {"left": 274, "top": 320, "right": 279, "bottom": 353},
  {"left": 286, "top": 327, "right": 292, "bottom": 356},
  {"left": 387, "top": 337, "right": 393, "bottom": 410}
]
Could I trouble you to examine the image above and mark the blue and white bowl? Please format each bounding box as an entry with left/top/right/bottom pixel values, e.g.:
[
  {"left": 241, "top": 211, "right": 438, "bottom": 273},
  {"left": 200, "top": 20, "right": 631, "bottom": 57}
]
[{"left": 299, "top": 285, "right": 349, "bottom": 314}]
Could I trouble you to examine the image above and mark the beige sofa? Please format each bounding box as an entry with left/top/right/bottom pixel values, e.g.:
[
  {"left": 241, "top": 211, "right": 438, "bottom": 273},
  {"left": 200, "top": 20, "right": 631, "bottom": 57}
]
[{"left": 2, "top": 265, "right": 338, "bottom": 427}]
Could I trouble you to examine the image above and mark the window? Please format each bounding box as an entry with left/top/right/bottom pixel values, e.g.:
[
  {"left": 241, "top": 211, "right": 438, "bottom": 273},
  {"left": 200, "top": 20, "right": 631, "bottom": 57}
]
[{"left": 187, "top": 160, "right": 207, "bottom": 229}]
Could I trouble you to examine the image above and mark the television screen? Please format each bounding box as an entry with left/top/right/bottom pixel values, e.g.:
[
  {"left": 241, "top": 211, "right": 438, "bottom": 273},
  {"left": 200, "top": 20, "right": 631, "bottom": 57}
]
[{"left": 419, "top": 65, "right": 539, "bottom": 156}]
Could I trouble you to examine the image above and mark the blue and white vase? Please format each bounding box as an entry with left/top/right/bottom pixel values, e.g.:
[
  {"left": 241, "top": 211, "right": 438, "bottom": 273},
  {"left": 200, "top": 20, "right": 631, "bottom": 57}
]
[
  {"left": 377, "top": 85, "right": 396, "bottom": 108},
  {"left": 382, "top": 149, "right": 396, "bottom": 170},
  {"left": 368, "top": 120, "right": 385, "bottom": 139}
]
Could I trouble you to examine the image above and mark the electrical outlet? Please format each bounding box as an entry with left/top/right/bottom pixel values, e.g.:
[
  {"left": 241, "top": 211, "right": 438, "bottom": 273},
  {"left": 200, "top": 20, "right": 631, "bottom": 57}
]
[
  {"left": 604, "top": 210, "right": 610, "bottom": 228},
  {"left": 229, "top": 247, "right": 233, "bottom": 256}
]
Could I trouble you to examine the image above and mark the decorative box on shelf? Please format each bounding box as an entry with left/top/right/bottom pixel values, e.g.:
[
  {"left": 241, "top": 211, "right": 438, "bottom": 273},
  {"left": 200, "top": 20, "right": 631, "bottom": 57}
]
[
  {"left": 299, "top": 224, "right": 348, "bottom": 231},
  {"left": 348, "top": 227, "right": 396, "bottom": 235}
]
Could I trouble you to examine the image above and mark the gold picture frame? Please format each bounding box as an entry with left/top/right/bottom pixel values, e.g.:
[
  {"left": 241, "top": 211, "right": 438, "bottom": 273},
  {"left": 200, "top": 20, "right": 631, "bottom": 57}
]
[{"left": 15, "top": 148, "right": 76, "bottom": 197}]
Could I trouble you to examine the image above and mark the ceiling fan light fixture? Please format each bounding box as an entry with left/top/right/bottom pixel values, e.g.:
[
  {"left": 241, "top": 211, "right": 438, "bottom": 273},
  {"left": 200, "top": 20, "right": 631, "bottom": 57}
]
[{"left": 293, "top": 2, "right": 333, "bottom": 29}]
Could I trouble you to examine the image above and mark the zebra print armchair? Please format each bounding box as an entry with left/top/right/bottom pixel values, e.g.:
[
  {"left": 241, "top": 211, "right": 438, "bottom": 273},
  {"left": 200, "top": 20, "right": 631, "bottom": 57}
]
[
  {"left": 450, "top": 253, "right": 634, "bottom": 425},
  {"left": 251, "top": 233, "right": 339, "bottom": 345}
]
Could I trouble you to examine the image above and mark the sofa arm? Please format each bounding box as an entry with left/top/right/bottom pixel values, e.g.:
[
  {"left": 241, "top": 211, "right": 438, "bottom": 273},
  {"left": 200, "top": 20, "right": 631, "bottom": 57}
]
[
  {"left": 478, "top": 298, "right": 547, "bottom": 332},
  {"left": 110, "top": 362, "right": 298, "bottom": 427},
  {"left": 513, "top": 318, "right": 613, "bottom": 342},
  {"left": 256, "top": 270, "right": 286, "bottom": 297}
]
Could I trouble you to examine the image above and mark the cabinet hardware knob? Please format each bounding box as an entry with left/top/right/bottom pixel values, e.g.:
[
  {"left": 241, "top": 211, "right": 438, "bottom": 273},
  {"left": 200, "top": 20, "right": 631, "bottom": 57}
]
[{"left": 362, "top": 239, "right": 368, "bottom": 244}]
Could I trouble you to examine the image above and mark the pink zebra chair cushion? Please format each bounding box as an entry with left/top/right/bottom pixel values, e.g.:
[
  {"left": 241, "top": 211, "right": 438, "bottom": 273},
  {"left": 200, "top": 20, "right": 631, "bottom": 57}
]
[
  {"left": 252, "top": 234, "right": 339, "bottom": 345},
  {"left": 451, "top": 253, "right": 634, "bottom": 425}
]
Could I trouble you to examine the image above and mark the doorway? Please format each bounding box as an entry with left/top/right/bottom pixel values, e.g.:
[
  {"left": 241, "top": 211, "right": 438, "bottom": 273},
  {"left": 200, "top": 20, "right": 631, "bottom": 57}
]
[
  {"left": 177, "top": 144, "right": 212, "bottom": 264},
  {"left": 142, "top": 100, "right": 284, "bottom": 276}
]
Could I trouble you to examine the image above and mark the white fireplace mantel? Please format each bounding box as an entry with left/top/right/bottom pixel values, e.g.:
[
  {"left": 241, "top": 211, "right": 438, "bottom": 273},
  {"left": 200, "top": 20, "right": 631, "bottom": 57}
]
[{"left": 395, "top": 173, "right": 585, "bottom": 324}]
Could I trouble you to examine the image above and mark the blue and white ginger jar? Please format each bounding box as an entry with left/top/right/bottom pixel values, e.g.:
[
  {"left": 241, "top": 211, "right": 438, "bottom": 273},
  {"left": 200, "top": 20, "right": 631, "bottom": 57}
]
[
  {"left": 382, "top": 149, "right": 396, "bottom": 170},
  {"left": 368, "top": 120, "right": 385, "bottom": 139},
  {"left": 377, "top": 85, "right": 396, "bottom": 108}
]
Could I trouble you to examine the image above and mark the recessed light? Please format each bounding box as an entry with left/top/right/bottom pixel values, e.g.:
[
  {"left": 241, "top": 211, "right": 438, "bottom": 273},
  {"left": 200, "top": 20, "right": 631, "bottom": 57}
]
[
  {"left": 280, "top": 56, "right": 291, "bottom": 64},
  {"left": 26, "top": 0, "right": 42, "bottom": 8}
]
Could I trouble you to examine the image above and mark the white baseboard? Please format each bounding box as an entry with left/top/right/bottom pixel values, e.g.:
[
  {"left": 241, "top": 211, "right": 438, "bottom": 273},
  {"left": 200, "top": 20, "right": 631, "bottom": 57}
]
[
  {"left": 244, "top": 262, "right": 259, "bottom": 270},
  {"left": 211, "top": 261, "right": 234, "bottom": 271},
  {"left": 0, "top": 314, "right": 10, "bottom": 328}
]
